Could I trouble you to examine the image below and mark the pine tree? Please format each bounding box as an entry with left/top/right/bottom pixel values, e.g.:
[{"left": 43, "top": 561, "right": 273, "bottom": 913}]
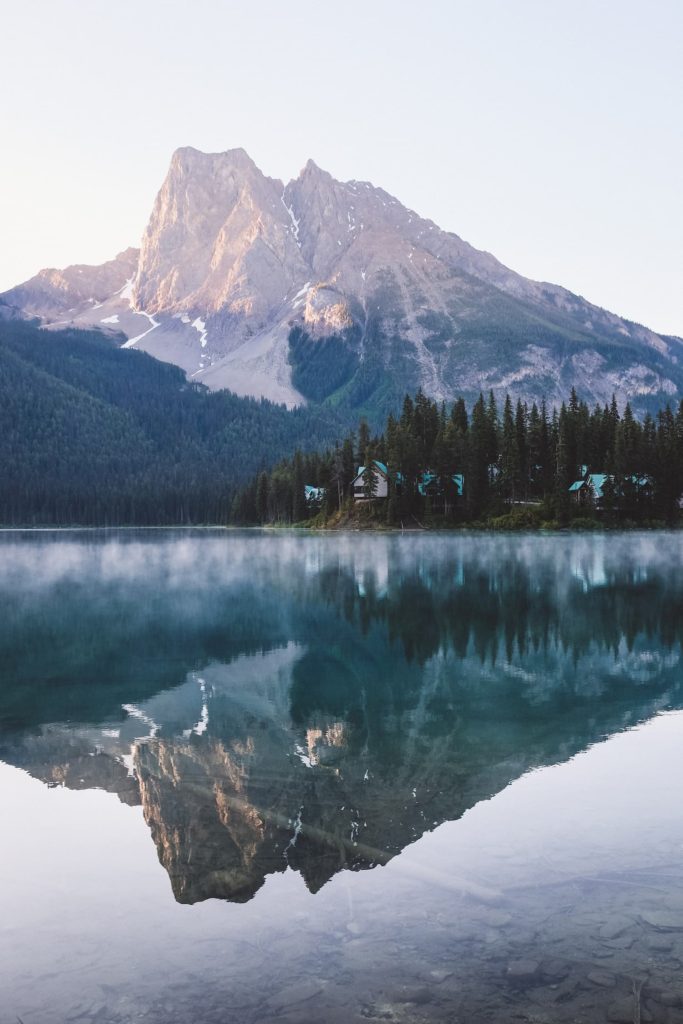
[
  {"left": 450, "top": 397, "right": 468, "bottom": 435},
  {"left": 554, "top": 405, "right": 572, "bottom": 524},
  {"left": 357, "top": 420, "right": 371, "bottom": 469},
  {"left": 292, "top": 452, "right": 306, "bottom": 522},
  {"left": 500, "top": 395, "right": 519, "bottom": 503},
  {"left": 385, "top": 414, "right": 401, "bottom": 524},
  {"left": 255, "top": 472, "right": 269, "bottom": 524},
  {"left": 485, "top": 390, "right": 500, "bottom": 475},
  {"left": 362, "top": 445, "right": 378, "bottom": 500},
  {"left": 341, "top": 436, "right": 356, "bottom": 502},
  {"left": 468, "top": 394, "right": 491, "bottom": 518},
  {"left": 515, "top": 400, "right": 528, "bottom": 500},
  {"left": 527, "top": 402, "right": 541, "bottom": 498}
]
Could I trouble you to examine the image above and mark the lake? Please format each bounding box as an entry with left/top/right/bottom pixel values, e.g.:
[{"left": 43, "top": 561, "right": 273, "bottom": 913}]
[{"left": 1, "top": 529, "right": 683, "bottom": 1024}]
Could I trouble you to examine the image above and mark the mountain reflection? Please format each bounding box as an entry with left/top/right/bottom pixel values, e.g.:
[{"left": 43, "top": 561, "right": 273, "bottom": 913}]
[{"left": 1, "top": 531, "right": 682, "bottom": 905}]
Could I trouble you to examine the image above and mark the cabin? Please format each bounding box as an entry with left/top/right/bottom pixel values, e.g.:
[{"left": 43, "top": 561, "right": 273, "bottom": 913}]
[
  {"left": 351, "top": 461, "right": 390, "bottom": 501},
  {"left": 304, "top": 485, "right": 325, "bottom": 508},
  {"left": 569, "top": 471, "right": 652, "bottom": 509},
  {"left": 417, "top": 471, "right": 464, "bottom": 500},
  {"left": 352, "top": 464, "right": 464, "bottom": 504},
  {"left": 569, "top": 473, "right": 610, "bottom": 507}
]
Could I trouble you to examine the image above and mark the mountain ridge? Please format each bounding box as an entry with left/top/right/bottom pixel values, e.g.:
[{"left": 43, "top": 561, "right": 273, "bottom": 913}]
[{"left": 4, "top": 146, "right": 681, "bottom": 415}]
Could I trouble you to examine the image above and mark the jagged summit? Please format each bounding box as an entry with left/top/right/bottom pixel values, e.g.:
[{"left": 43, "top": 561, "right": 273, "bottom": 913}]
[
  {"left": 3, "top": 146, "right": 681, "bottom": 412},
  {"left": 174, "top": 144, "right": 252, "bottom": 159},
  {"left": 296, "top": 157, "right": 333, "bottom": 180},
  {"left": 170, "top": 145, "right": 259, "bottom": 170}
]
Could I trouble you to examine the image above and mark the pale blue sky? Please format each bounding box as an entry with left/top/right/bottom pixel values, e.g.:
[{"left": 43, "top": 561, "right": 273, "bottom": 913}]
[{"left": 2, "top": 0, "right": 681, "bottom": 335}]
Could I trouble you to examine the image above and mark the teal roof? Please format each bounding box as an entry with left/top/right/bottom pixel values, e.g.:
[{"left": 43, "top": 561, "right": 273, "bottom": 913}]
[
  {"left": 355, "top": 460, "right": 388, "bottom": 478},
  {"left": 569, "top": 474, "right": 609, "bottom": 497},
  {"left": 570, "top": 473, "right": 652, "bottom": 499},
  {"left": 589, "top": 474, "right": 609, "bottom": 498},
  {"left": 418, "top": 471, "right": 465, "bottom": 497},
  {"left": 417, "top": 471, "right": 437, "bottom": 496}
]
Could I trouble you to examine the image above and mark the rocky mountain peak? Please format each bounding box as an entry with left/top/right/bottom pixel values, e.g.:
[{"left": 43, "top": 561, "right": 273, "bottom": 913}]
[
  {"left": 132, "top": 145, "right": 305, "bottom": 320},
  {"left": 297, "top": 157, "right": 332, "bottom": 182},
  {"left": 171, "top": 144, "right": 255, "bottom": 169},
  {"left": 2, "top": 146, "right": 681, "bottom": 413}
]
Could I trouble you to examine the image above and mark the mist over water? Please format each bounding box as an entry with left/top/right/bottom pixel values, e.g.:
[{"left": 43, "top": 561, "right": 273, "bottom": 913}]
[{"left": 1, "top": 530, "right": 683, "bottom": 1023}]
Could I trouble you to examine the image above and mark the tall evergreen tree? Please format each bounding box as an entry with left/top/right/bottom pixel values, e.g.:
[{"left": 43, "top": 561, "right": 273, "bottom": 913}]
[
  {"left": 292, "top": 452, "right": 306, "bottom": 522},
  {"left": 500, "top": 395, "right": 519, "bottom": 503},
  {"left": 255, "top": 472, "right": 269, "bottom": 525}
]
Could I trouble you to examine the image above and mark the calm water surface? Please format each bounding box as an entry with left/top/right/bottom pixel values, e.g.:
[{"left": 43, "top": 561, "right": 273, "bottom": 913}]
[{"left": 1, "top": 530, "right": 683, "bottom": 1023}]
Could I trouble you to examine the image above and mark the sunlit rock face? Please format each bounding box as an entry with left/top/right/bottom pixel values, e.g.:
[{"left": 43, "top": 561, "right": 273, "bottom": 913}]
[
  {"left": 302, "top": 286, "right": 354, "bottom": 335},
  {"left": 3, "top": 149, "right": 682, "bottom": 412},
  {"left": 133, "top": 147, "right": 309, "bottom": 322}
]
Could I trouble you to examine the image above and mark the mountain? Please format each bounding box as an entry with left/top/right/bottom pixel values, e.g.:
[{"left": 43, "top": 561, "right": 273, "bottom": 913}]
[{"left": 4, "top": 146, "right": 682, "bottom": 415}]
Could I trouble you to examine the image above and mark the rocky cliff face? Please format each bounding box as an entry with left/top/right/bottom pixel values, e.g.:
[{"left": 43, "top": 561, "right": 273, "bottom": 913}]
[
  {"left": 133, "top": 147, "right": 308, "bottom": 321},
  {"left": 3, "top": 147, "right": 682, "bottom": 412},
  {"left": 3, "top": 248, "right": 139, "bottom": 320}
]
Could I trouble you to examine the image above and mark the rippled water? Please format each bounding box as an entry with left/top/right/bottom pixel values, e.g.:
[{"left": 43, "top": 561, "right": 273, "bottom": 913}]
[{"left": 1, "top": 529, "right": 683, "bottom": 1023}]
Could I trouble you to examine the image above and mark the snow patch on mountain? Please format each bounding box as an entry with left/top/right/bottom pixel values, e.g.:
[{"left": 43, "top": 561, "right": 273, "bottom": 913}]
[
  {"left": 118, "top": 277, "right": 135, "bottom": 305},
  {"left": 191, "top": 317, "right": 208, "bottom": 348},
  {"left": 123, "top": 311, "right": 160, "bottom": 348},
  {"left": 281, "top": 193, "right": 301, "bottom": 248}
]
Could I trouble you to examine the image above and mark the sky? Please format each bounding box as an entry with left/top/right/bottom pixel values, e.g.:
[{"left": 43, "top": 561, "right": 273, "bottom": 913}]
[{"left": 1, "top": 0, "right": 681, "bottom": 336}]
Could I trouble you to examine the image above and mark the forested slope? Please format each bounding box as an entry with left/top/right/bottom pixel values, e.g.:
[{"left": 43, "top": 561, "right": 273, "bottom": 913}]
[{"left": 0, "top": 321, "right": 342, "bottom": 525}]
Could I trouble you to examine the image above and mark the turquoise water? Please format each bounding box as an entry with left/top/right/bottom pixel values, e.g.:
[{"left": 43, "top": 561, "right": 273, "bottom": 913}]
[{"left": 1, "top": 530, "right": 683, "bottom": 1023}]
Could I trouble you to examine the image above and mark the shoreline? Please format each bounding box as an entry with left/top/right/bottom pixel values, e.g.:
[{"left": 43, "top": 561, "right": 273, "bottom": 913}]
[{"left": 0, "top": 522, "right": 680, "bottom": 535}]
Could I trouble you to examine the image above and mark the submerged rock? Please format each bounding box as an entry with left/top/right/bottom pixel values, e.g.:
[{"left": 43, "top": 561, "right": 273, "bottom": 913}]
[
  {"left": 597, "top": 915, "right": 634, "bottom": 940},
  {"left": 640, "top": 910, "right": 683, "bottom": 931},
  {"left": 542, "top": 959, "right": 570, "bottom": 981},
  {"left": 506, "top": 959, "right": 540, "bottom": 983},
  {"left": 651, "top": 989, "right": 682, "bottom": 1007},
  {"left": 267, "top": 979, "right": 324, "bottom": 1010},
  {"left": 588, "top": 970, "right": 617, "bottom": 988},
  {"left": 428, "top": 968, "right": 454, "bottom": 984},
  {"left": 607, "top": 997, "right": 653, "bottom": 1023}
]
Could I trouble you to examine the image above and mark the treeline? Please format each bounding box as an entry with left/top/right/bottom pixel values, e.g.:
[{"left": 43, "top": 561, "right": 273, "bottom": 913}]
[
  {"left": 5, "top": 315, "right": 683, "bottom": 528},
  {"left": 231, "top": 388, "right": 683, "bottom": 525},
  {"left": 0, "top": 319, "right": 344, "bottom": 525}
]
